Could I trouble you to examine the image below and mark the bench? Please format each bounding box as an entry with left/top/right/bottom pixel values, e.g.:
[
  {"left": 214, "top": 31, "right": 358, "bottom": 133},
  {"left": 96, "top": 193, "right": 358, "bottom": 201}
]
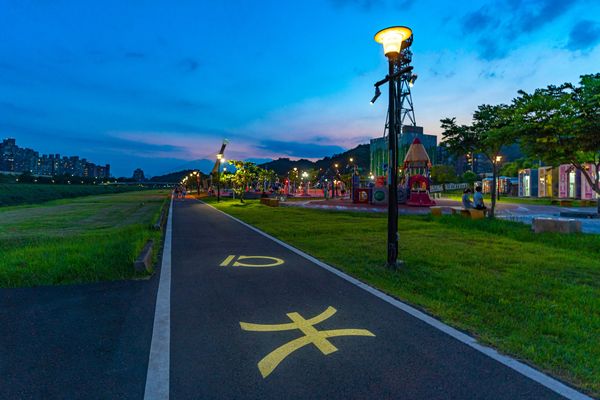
[
  {"left": 449, "top": 207, "right": 486, "bottom": 219},
  {"left": 551, "top": 199, "right": 573, "bottom": 207},
  {"left": 260, "top": 198, "right": 279, "bottom": 207},
  {"left": 450, "top": 207, "right": 463, "bottom": 215},
  {"left": 430, "top": 206, "right": 453, "bottom": 216},
  {"left": 532, "top": 218, "right": 582, "bottom": 234},
  {"left": 430, "top": 206, "right": 488, "bottom": 219},
  {"left": 462, "top": 208, "right": 486, "bottom": 219}
]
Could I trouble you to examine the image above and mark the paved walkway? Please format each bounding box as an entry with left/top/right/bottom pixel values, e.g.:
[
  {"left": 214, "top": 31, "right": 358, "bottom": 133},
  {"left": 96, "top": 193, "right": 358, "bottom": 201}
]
[
  {"left": 161, "top": 198, "right": 583, "bottom": 399},
  {"left": 0, "top": 197, "right": 593, "bottom": 399}
]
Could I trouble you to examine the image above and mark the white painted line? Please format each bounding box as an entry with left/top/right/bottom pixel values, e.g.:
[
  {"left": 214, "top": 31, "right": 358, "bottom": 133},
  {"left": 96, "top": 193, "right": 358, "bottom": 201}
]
[
  {"left": 202, "top": 200, "right": 592, "bottom": 400},
  {"left": 144, "top": 196, "right": 173, "bottom": 400}
]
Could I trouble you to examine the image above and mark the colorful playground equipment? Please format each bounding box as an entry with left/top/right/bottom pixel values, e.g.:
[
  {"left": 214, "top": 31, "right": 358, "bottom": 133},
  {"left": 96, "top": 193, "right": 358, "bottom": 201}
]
[{"left": 403, "top": 138, "right": 435, "bottom": 207}]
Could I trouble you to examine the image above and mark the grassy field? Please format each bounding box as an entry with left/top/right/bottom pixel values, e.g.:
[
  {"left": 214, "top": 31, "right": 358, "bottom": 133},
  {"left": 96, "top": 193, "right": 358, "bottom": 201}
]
[
  {"left": 0, "top": 190, "right": 169, "bottom": 287},
  {"left": 0, "top": 183, "right": 148, "bottom": 207},
  {"left": 207, "top": 198, "right": 600, "bottom": 396}
]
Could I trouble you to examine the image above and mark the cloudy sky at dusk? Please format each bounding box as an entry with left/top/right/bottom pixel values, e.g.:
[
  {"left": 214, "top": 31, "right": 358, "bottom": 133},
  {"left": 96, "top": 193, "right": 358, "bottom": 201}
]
[{"left": 1, "top": 0, "right": 599, "bottom": 177}]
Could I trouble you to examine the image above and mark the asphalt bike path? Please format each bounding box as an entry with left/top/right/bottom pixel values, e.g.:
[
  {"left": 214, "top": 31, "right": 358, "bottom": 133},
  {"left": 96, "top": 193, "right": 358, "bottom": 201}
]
[
  {"left": 168, "top": 198, "right": 575, "bottom": 400},
  {"left": 0, "top": 278, "right": 158, "bottom": 399}
]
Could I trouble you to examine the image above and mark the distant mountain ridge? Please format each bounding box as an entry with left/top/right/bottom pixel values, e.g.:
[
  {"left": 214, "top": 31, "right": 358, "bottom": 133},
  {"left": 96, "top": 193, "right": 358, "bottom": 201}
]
[
  {"left": 259, "top": 144, "right": 370, "bottom": 175},
  {"left": 149, "top": 169, "right": 208, "bottom": 183},
  {"left": 150, "top": 143, "right": 370, "bottom": 179}
]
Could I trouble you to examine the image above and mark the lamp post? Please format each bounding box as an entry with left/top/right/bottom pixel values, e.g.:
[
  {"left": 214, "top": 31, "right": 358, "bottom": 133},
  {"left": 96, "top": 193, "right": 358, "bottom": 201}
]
[
  {"left": 333, "top": 163, "right": 339, "bottom": 198},
  {"left": 302, "top": 171, "right": 309, "bottom": 195},
  {"left": 193, "top": 171, "right": 200, "bottom": 195},
  {"left": 495, "top": 155, "right": 503, "bottom": 200},
  {"left": 374, "top": 25, "right": 412, "bottom": 268},
  {"left": 216, "top": 153, "right": 223, "bottom": 202}
]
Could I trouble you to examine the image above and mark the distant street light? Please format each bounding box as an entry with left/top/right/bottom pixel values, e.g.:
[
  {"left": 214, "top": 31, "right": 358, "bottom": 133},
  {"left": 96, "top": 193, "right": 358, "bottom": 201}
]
[
  {"left": 216, "top": 153, "right": 224, "bottom": 202},
  {"left": 193, "top": 171, "right": 200, "bottom": 195},
  {"left": 374, "top": 25, "right": 413, "bottom": 268}
]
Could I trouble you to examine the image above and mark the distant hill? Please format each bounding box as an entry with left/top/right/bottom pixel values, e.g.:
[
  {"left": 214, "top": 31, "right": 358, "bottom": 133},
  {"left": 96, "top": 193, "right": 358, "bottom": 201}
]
[
  {"left": 151, "top": 143, "right": 371, "bottom": 180},
  {"left": 260, "top": 144, "right": 370, "bottom": 176},
  {"left": 149, "top": 169, "right": 208, "bottom": 183}
]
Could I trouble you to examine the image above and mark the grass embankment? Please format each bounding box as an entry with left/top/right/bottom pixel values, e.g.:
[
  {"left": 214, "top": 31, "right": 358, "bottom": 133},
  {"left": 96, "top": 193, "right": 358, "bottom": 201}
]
[
  {"left": 0, "top": 190, "right": 169, "bottom": 287},
  {"left": 207, "top": 198, "right": 600, "bottom": 396},
  {"left": 0, "top": 183, "right": 147, "bottom": 207}
]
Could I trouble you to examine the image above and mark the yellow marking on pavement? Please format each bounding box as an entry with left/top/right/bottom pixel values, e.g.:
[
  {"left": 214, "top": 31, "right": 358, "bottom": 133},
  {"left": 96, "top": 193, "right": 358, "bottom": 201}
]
[
  {"left": 233, "top": 256, "right": 284, "bottom": 268},
  {"left": 220, "top": 255, "right": 236, "bottom": 267},
  {"left": 220, "top": 255, "right": 285, "bottom": 268},
  {"left": 240, "top": 306, "right": 375, "bottom": 378}
]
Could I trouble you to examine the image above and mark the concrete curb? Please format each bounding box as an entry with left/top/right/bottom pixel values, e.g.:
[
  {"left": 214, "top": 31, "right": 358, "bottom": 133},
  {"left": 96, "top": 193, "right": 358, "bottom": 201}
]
[
  {"left": 153, "top": 201, "right": 169, "bottom": 230},
  {"left": 134, "top": 240, "right": 154, "bottom": 273}
]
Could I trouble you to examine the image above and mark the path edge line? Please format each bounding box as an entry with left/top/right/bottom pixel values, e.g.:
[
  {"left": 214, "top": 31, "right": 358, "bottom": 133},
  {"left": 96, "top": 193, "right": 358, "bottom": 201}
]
[
  {"left": 144, "top": 195, "right": 173, "bottom": 400},
  {"left": 201, "top": 200, "right": 592, "bottom": 400}
]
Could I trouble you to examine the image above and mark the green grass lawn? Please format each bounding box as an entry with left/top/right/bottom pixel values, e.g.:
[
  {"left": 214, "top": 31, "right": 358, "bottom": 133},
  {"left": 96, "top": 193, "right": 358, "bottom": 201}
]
[
  {"left": 0, "top": 190, "right": 169, "bottom": 287},
  {"left": 207, "top": 198, "right": 600, "bottom": 397},
  {"left": 0, "top": 183, "right": 147, "bottom": 207}
]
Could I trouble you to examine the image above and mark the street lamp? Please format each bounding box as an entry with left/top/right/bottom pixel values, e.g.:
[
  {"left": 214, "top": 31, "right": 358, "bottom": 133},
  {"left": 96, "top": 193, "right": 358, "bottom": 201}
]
[
  {"left": 374, "top": 25, "right": 412, "bottom": 268},
  {"left": 193, "top": 171, "right": 200, "bottom": 195},
  {"left": 302, "top": 171, "right": 309, "bottom": 195},
  {"left": 330, "top": 164, "right": 339, "bottom": 198},
  {"left": 495, "top": 155, "right": 503, "bottom": 200},
  {"left": 216, "top": 153, "right": 223, "bottom": 202}
]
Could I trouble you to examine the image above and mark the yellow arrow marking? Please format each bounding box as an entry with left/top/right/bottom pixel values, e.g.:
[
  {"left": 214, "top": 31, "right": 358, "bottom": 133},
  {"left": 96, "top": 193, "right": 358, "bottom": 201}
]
[{"left": 232, "top": 255, "right": 284, "bottom": 268}]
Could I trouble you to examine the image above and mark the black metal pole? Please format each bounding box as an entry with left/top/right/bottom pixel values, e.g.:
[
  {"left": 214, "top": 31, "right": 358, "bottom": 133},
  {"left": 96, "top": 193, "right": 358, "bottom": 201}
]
[
  {"left": 217, "top": 161, "right": 221, "bottom": 202},
  {"left": 197, "top": 174, "right": 200, "bottom": 195},
  {"left": 387, "top": 55, "right": 399, "bottom": 267}
]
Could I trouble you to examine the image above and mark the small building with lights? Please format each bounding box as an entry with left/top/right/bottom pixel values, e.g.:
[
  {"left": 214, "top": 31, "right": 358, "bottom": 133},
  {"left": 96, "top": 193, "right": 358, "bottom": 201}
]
[
  {"left": 518, "top": 168, "right": 538, "bottom": 197},
  {"left": 558, "top": 164, "right": 580, "bottom": 199},
  {"left": 581, "top": 163, "right": 599, "bottom": 200},
  {"left": 538, "top": 166, "right": 558, "bottom": 197}
]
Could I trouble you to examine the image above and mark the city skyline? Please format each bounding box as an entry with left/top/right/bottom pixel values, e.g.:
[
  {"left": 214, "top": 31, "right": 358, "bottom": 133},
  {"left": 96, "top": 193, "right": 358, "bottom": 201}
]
[
  {"left": 0, "top": 137, "right": 111, "bottom": 179},
  {"left": 1, "top": 0, "right": 599, "bottom": 177}
]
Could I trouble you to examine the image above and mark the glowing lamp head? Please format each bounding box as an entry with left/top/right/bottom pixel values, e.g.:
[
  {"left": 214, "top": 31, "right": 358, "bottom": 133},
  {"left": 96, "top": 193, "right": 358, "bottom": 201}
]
[
  {"left": 374, "top": 26, "right": 412, "bottom": 58},
  {"left": 216, "top": 153, "right": 223, "bottom": 161}
]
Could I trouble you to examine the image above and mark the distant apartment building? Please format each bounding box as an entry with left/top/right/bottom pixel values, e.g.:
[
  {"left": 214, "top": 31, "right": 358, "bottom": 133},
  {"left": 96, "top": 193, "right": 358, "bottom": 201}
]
[
  {"left": 132, "top": 168, "right": 146, "bottom": 182},
  {"left": 0, "top": 137, "right": 110, "bottom": 178}
]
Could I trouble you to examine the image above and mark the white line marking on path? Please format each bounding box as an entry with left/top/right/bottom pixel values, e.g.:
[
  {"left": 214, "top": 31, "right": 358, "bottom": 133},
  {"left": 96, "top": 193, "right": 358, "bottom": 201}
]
[
  {"left": 202, "top": 200, "right": 592, "bottom": 400},
  {"left": 144, "top": 196, "right": 173, "bottom": 400}
]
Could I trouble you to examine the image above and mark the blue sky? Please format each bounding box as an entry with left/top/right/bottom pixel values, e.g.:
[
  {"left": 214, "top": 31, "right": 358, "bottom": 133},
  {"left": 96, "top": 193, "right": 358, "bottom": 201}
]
[{"left": 1, "top": 0, "right": 599, "bottom": 177}]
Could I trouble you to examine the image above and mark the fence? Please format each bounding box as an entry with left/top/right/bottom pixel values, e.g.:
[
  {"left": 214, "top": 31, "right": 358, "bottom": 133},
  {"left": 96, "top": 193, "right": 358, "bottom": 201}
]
[{"left": 429, "top": 183, "right": 470, "bottom": 193}]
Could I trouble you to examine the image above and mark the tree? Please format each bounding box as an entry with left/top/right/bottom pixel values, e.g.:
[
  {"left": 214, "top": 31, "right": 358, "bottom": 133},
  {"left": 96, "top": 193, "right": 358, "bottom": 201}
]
[
  {"left": 499, "top": 157, "right": 540, "bottom": 177},
  {"left": 228, "top": 160, "right": 260, "bottom": 203},
  {"left": 461, "top": 171, "right": 478, "bottom": 187},
  {"left": 430, "top": 165, "right": 458, "bottom": 184},
  {"left": 512, "top": 73, "right": 600, "bottom": 213},
  {"left": 258, "top": 168, "right": 277, "bottom": 192},
  {"left": 441, "top": 104, "right": 515, "bottom": 217}
]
